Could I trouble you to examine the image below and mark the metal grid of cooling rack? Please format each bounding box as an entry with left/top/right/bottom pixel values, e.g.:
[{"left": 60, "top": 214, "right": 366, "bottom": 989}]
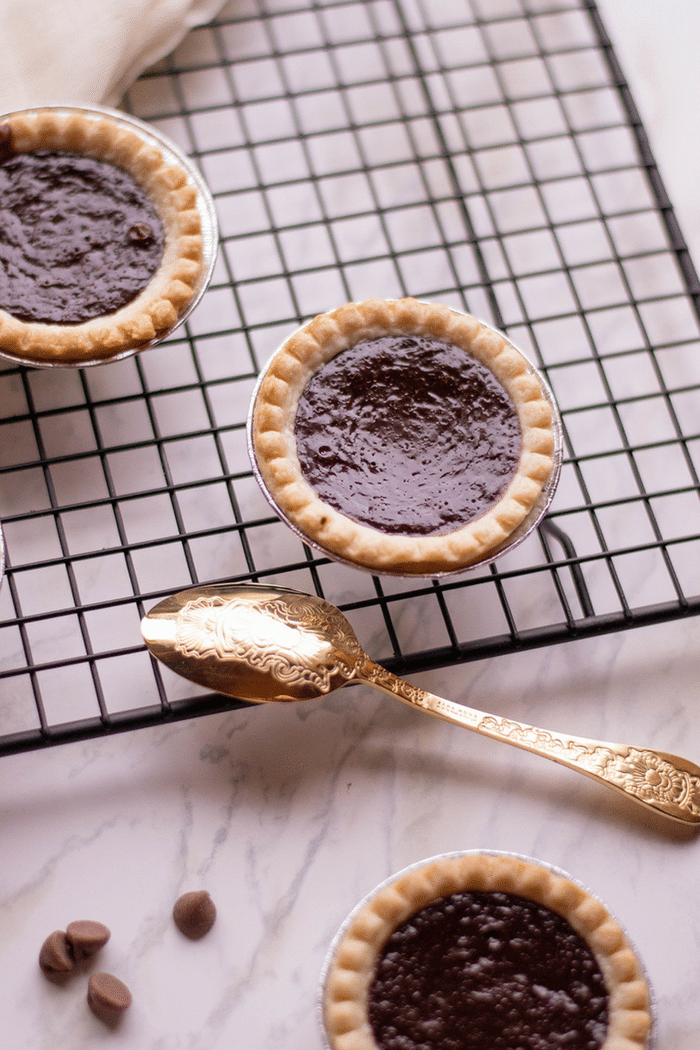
[{"left": 1, "top": 0, "right": 699, "bottom": 755}]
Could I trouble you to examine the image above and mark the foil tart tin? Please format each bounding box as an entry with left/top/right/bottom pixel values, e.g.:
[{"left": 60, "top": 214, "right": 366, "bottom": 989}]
[
  {"left": 0, "top": 103, "right": 218, "bottom": 369},
  {"left": 318, "top": 850, "right": 656, "bottom": 1050},
  {"left": 247, "top": 310, "right": 563, "bottom": 578}
]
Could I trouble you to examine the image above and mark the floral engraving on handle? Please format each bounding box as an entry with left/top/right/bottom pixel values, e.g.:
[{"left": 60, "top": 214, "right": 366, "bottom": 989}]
[
  {"left": 175, "top": 592, "right": 361, "bottom": 694},
  {"left": 360, "top": 660, "right": 476, "bottom": 721},
  {"left": 480, "top": 716, "right": 700, "bottom": 817},
  {"left": 360, "top": 660, "right": 427, "bottom": 704},
  {"left": 361, "top": 660, "right": 700, "bottom": 818},
  {"left": 596, "top": 748, "right": 700, "bottom": 815}
]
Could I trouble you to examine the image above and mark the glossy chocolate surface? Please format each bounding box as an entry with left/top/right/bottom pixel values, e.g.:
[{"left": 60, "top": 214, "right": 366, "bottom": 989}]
[
  {"left": 368, "top": 890, "right": 609, "bottom": 1050},
  {"left": 294, "top": 335, "right": 521, "bottom": 535},
  {"left": 0, "top": 148, "right": 164, "bottom": 324}
]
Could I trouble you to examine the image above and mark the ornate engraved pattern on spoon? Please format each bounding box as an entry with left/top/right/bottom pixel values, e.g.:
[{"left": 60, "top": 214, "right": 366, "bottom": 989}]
[
  {"left": 174, "top": 591, "right": 362, "bottom": 693},
  {"left": 142, "top": 583, "right": 700, "bottom": 825},
  {"left": 360, "top": 656, "right": 700, "bottom": 822}
]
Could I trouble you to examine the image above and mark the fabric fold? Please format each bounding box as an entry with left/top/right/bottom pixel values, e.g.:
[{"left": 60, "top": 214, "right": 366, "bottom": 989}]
[{"left": 0, "top": 0, "right": 227, "bottom": 113}]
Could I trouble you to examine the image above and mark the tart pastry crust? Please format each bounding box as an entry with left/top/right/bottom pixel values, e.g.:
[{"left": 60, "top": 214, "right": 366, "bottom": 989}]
[
  {"left": 0, "top": 107, "right": 203, "bottom": 364},
  {"left": 323, "top": 852, "right": 652, "bottom": 1050},
  {"left": 251, "top": 298, "right": 557, "bottom": 575}
]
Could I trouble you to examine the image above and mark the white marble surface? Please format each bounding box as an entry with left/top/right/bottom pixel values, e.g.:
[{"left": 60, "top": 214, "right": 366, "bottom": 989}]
[
  {"left": 1, "top": 2, "right": 700, "bottom": 1048},
  {"left": 597, "top": 0, "right": 700, "bottom": 269}
]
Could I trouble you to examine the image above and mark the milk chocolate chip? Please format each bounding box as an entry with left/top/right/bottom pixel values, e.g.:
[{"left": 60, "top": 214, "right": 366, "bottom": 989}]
[
  {"left": 66, "top": 920, "right": 111, "bottom": 962},
  {"left": 87, "top": 972, "right": 132, "bottom": 1025},
  {"left": 173, "top": 890, "right": 217, "bottom": 939},
  {"left": 39, "top": 930, "right": 75, "bottom": 983}
]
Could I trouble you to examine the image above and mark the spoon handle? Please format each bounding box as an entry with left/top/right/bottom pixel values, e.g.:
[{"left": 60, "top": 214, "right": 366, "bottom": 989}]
[{"left": 358, "top": 658, "right": 700, "bottom": 825}]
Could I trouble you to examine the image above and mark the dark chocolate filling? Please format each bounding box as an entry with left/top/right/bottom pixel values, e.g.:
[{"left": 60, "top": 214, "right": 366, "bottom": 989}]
[
  {"left": 368, "top": 890, "right": 609, "bottom": 1050},
  {"left": 0, "top": 148, "right": 165, "bottom": 324},
  {"left": 294, "top": 335, "right": 521, "bottom": 536}
]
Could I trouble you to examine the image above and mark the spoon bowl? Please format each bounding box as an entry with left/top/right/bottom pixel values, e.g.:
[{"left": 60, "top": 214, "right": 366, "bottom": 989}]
[
  {"left": 142, "top": 582, "right": 700, "bottom": 826},
  {"left": 141, "top": 583, "right": 362, "bottom": 703}
]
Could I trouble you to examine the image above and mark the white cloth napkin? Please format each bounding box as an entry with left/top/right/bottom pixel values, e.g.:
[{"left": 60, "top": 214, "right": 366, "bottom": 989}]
[{"left": 0, "top": 0, "right": 227, "bottom": 113}]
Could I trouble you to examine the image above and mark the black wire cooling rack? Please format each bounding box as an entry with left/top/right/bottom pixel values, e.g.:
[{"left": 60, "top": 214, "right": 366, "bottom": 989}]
[{"left": 1, "top": 0, "right": 699, "bottom": 755}]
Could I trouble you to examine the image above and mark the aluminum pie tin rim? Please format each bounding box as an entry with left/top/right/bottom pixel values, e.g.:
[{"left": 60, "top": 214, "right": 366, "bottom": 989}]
[
  {"left": 317, "top": 849, "right": 656, "bottom": 1050},
  {"left": 247, "top": 307, "right": 564, "bottom": 579},
  {"left": 0, "top": 103, "right": 218, "bottom": 369}
]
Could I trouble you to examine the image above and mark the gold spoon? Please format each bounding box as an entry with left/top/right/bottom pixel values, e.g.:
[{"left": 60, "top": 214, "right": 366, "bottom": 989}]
[{"left": 141, "top": 582, "right": 700, "bottom": 825}]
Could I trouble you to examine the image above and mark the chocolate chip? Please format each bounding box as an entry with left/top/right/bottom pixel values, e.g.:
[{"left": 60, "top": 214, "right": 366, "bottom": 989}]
[
  {"left": 127, "top": 222, "right": 154, "bottom": 244},
  {"left": 39, "top": 930, "right": 75, "bottom": 983},
  {"left": 173, "top": 890, "right": 217, "bottom": 940},
  {"left": 87, "top": 972, "right": 132, "bottom": 1025},
  {"left": 66, "top": 920, "right": 111, "bottom": 962}
]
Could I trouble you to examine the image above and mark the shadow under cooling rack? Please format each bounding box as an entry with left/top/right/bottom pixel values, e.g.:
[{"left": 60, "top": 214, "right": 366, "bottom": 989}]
[{"left": 1, "top": 0, "right": 699, "bottom": 755}]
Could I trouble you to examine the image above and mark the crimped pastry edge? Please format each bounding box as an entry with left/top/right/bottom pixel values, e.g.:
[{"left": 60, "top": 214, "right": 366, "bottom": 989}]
[
  {"left": 251, "top": 297, "right": 557, "bottom": 575},
  {"left": 322, "top": 852, "right": 652, "bottom": 1050},
  {"left": 0, "top": 107, "right": 204, "bottom": 364}
]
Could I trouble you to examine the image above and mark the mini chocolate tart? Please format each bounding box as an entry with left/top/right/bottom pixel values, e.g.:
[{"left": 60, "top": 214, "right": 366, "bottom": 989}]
[
  {"left": 0, "top": 105, "right": 216, "bottom": 367},
  {"left": 249, "top": 298, "right": 560, "bottom": 575},
  {"left": 322, "top": 852, "right": 652, "bottom": 1050}
]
